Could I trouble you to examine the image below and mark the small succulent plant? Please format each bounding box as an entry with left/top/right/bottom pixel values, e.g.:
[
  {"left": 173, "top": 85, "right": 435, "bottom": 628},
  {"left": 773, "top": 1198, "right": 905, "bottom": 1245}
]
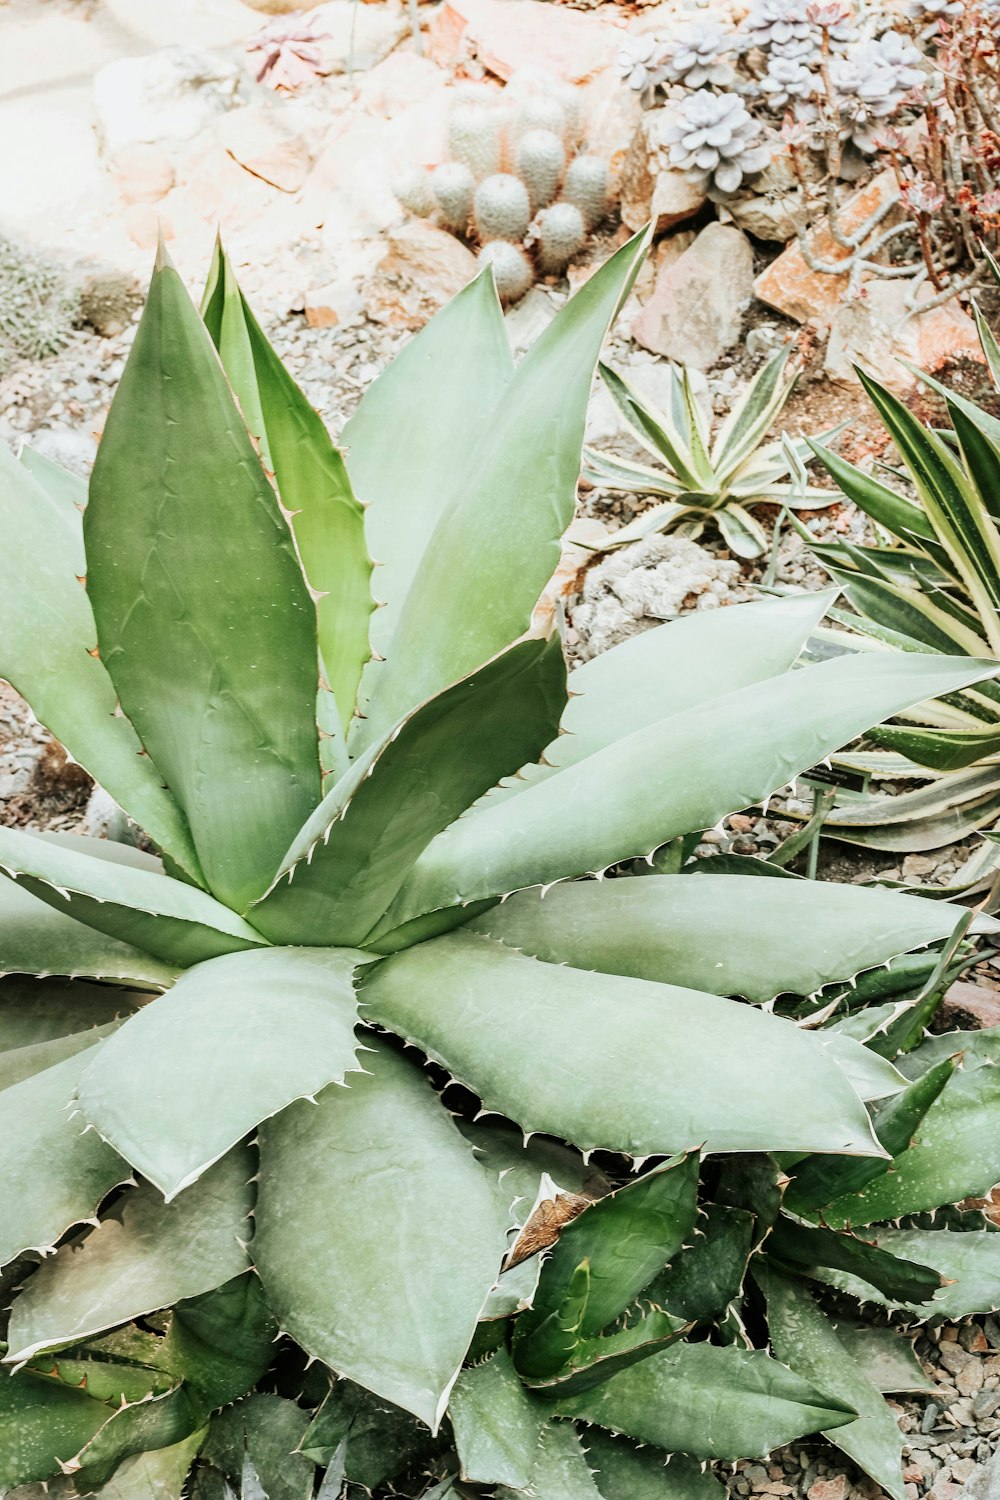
[
  {"left": 477, "top": 240, "right": 535, "bottom": 303},
  {"left": 740, "top": 0, "right": 822, "bottom": 59},
  {"left": 430, "top": 161, "right": 475, "bottom": 234},
  {"left": 245, "top": 13, "right": 330, "bottom": 90},
  {"left": 0, "top": 235, "right": 80, "bottom": 374},
  {"left": 617, "top": 34, "right": 670, "bottom": 94},
  {"left": 661, "top": 89, "right": 772, "bottom": 196},
  {"left": 656, "top": 17, "right": 737, "bottom": 89},
  {"left": 535, "top": 202, "right": 586, "bottom": 274},
  {"left": 760, "top": 55, "right": 817, "bottom": 110},
  {"left": 829, "top": 36, "right": 922, "bottom": 153},
  {"left": 563, "top": 155, "right": 611, "bottom": 230},
  {"left": 516, "top": 129, "right": 565, "bottom": 212}
]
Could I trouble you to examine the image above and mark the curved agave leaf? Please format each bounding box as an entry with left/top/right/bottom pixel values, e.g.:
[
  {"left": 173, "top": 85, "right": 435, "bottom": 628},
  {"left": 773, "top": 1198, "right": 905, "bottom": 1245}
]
[
  {"left": 255, "top": 1043, "right": 508, "bottom": 1431},
  {"left": 251, "top": 637, "right": 566, "bottom": 947},
  {"left": 0, "top": 444, "right": 202, "bottom": 884},
  {"left": 449, "top": 1348, "right": 547, "bottom": 1489},
  {"left": 85, "top": 249, "right": 321, "bottom": 911},
  {"left": 764, "top": 1220, "right": 940, "bottom": 1305},
  {"left": 6, "top": 1147, "right": 254, "bottom": 1363},
  {"left": 78, "top": 1428, "right": 206, "bottom": 1500},
  {"left": 830, "top": 1323, "right": 934, "bottom": 1394},
  {"left": 0, "top": 826, "right": 266, "bottom": 967},
  {"left": 586, "top": 1430, "right": 725, "bottom": 1499},
  {"left": 76, "top": 948, "right": 364, "bottom": 1198},
  {"left": 0, "top": 1366, "right": 112, "bottom": 1488},
  {"left": 643, "top": 1202, "right": 754, "bottom": 1326},
  {"left": 202, "top": 245, "right": 373, "bottom": 737},
  {"left": 201, "top": 1394, "right": 314, "bottom": 1500},
  {"left": 812, "top": 1226, "right": 1000, "bottom": 1318},
  {"left": 0, "top": 976, "right": 142, "bottom": 1052},
  {"left": 376, "top": 650, "right": 998, "bottom": 935},
  {"left": 468, "top": 875, "right": 990, "bottom": 1003},
  {"left": 0, "top": 1022, "right": 120, "bottom": 1094},
  {"left": 757, "top": 1263, "right": 906, "bottom": 1500},
  {"left": 0, "top": 1046, "right": 129, "bottom": 1266},
  {"left": 355, "top": 228, "right": 651, "bottom": 751},
  {"left": 361, "top": 933, "right": 882, "bottom": 1157},
  {"left": 555, "top": 1343, "right": 856, "bottom": 1459},
  {"left": 495, "top": 1420, "right": 600, "bottom": 1500},
  {"left": 824, "top": 764, "right": 1000, "bottom": 852}
]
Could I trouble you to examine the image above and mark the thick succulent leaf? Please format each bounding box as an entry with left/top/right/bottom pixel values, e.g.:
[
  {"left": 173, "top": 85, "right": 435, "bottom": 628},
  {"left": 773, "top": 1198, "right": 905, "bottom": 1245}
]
[
  {"left": 0, "top": 1022, "right": 119, "bottom": 1093},
  {"left": 201, "top": 1395, "right": 314, "bottom": 1500},
  {"left": 356, "top": 229, "right": 650, "bottom": 750},
  {"left": 595, "top": 361, "right": 705, "bottom": 489},
  {"left": 450, "top": 1348, "right": 547, "bottom": 1489},
  {"left": 84, "top": 1428, "right": 206, "bottom": 1500},
  {"left": 821, "top": 1033, "right": 904, "bottom": 1102},
  {"left": 19, "top": 443, "right": 87, "bottom": 512},
  {"left": 830, "top": 1323, "right": 934, "bottom": 1394},
  {"left": 0, "top": 875, "right": 177, "bottom": 987},
  {"left": 0, "top": 826, "right": 266, "bottom": 968},
  {"left": 0, "top": 976, "right": 142, "bottom": 1052},
  {"left": 85, "top": 251, "right": 321, "bottom": 911},
  {"left": 765, "top": 1220, "right": 940, "bottom": 1304},
  {"left": 587, "top": 1430, "right": 725, "bottom": 1499},
  {"left": 808, "top": 438, "right": 938, "bottom": 544},
  {"left": 0, "top": 1046, "right": 129, "bottom": 1265},
  {"left": 870, "top": 721, "right": 1000, "bottom": 771},
  {"left": 469, "top": 876, "right": 984, "bottom": 1004},
  {"left": 6, "top": 1148, "right": 253, "bottom": 1362},
  {"left": 70, "top": 1387, "right": 200, "bottom": 1491},
  {"left": 297, "top": 1382, "right": 437, "bottom": 1487},
  {"left": 757, "top": 1264, "right": 905, "bottom": 1500},
  {"left": 342, "top": 270, "right": 513, "bottom": 722},
  {"left": 77, "top": 947, "right": 363, "bottom": 1198},
  {"left": 716, "top": 502, "right": 769, "bottom": 560},
  {"left": 496, "top": 1420, "right": 601, "bottom": 1500},
  {"left": 255, "top": 1043, "right": 507, "bottom": 1430},
  {"left": 378, "top": 651, "right": 997, "bottom": 931},
  {"left": 556, "top": 1342, "right": 855, "bottom": 1459},
  {"left": 157, "top": 1273, "right": 277, "bottom": 1412},
  {"left": 815, "top": 1226, "right": 1000, "bottom": 1318},
  {"left": 824, "top": 766, "right": 1000, "bottom": 853},
  {"left": 643, "top": 1203, "right": 754, "bottom": 1325},
  {"left": 360, "top": 933, "right": 882, "bottom": 1157},
  {"left": 202, "top": 246, "right": 373, "bottom": 735},
  {"left": 0, "top": 445, "right": 202, "bottom": 885},
  {"left": 0, "top": 1367, "right": 111, "bottom": 1488},
  {"left": 714, "top": 347, "right": 798, "bottom": 473},
  {"left": 252, "top": 637, "right": 566, "bottom": 947},
  {"left": 819, "top": 1061, "right": 1000, "bottom": 1226}
]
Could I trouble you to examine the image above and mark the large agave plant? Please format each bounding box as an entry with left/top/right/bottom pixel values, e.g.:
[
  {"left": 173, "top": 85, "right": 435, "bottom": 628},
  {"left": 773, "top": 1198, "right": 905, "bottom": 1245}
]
[{"left": 0, "top": 232, "right": 998, "bottom": 1497}]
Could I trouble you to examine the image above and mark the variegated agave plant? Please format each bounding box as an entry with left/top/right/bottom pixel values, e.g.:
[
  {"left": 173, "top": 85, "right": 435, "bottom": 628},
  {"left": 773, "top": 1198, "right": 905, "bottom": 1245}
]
[
  {"left": 581, "top": 347, "right": 836, "bottom": 559},
  {"left": 0, "top": 230, "right": 998, "bottom": 1498}
]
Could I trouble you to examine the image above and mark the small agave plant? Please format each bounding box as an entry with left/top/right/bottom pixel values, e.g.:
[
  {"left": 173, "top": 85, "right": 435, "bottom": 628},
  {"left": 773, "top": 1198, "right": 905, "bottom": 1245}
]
[
  {"left": 0, "top": 229, "right": 997, "bottom": 1497},
  {"left": 583, "top": 347, "right": 836, "bottom": 558}
]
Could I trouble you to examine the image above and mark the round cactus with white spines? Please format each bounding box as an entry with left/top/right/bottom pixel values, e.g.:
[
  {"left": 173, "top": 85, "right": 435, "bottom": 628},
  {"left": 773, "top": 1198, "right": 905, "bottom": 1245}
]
[
  {"left": 563, "top": 155, "right": 610, "bottom": 230},
  {"left": 511, "top": 94, "right": 567, "bottom": 143},
  {"left": 535, "top": 201, "right": 586, "bottom": 274},
  {"left": 473, "top": 173, "right": 532, "bottom": 243},
  {"left": 516, "top": 129, "right": 566, "bottom": 212},
  {"left": 448, "top": 103, "right": 504, "bottom": 181},
  {"left": 477, "top": 240, "right": 536, "bottom": 303},
  {"left": 431, "top": 161, "right": 475, "bottom": 234},
  {"left": 392, "top": 165, "right": 436, "bottom": 219}
]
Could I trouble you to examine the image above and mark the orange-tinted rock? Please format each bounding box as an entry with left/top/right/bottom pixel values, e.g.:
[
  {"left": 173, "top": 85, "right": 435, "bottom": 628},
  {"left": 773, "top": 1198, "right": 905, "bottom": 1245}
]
[
  {"left": 362, "top": 221, "right": 478, "bottom": 329},
  {"left": 941, "top": 979, "right": 1000, "bottom": 1029},
  {"left": 824, "top": 279, "right": 983, "bottom": 391},
  {"left": 427, "top": 0, "right": 621, "bottom": 83},
  {"left": 754, "top": 169, "right": 900, "bottom": 324},
  {"left": 122, "top": 202, "right": 173, "bottom": 249},
  {"left": 111, "top": 142, "right": 175, "bottom": 205},
  {"left": 222, "top": 106, "right": 313, "bottom": 193}
]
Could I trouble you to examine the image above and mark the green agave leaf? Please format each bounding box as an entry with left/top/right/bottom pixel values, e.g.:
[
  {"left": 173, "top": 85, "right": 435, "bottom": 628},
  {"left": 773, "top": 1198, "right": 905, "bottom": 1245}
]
[
  {"left": 77, "top": 947, "right": 363, "bottom": 1198},
  {"left": 6, "top": 1148, "right": 253, "bottom": 1362},
  {"left": 255, "top": 1042, "right": 507, "bottom": 1430},
  {"left": 19, "top": 443, "right": 87, "bottom": 513},
  {"left": 0, "top": 873, "right": 178, "bottom": 988},
  {"left": 85, "top": 250, "right": 321, "bottom": 911},
  {"left": 469, "top": 875, "right": 983, "bottom": 1004},
  {"left": 450, "top": 1348, "right": 547, "bottom": 1488},
  {"left": 587, "top": 1429, "right": 725, "bottom": 1499},
  {"left": 556, "top": 1342, "right": 855, "bottom": 1459},
  {"left": 824, "top": 765, "right": 1000, "bottom": 853},
  {"left": 201, "top": 1395, "right": 314, "bottom": 1500},
  {"left": 0, "top": 444, "right": 202, "bottom": 884},
  {"left": 643, "top": 1202, "right": 755, "bottom": 1326},
  {"left": 830, "top": 1322, "right": 934, "bottom": 1394},
  {"left": 514, "top": 1155, "right": 699, "bottom": 1382},
  {"left": 202, "top": 245, "right": 373, "bottom": 736},
  {"left": 496, "top": 1420, "right": 601, "bottom": 1500},
  {"left": 0, "top": 826, "right": 266, "bottom": 968},
  {"left": 819, "top": 1060, "right": 1000, "bottom": 1226},
  {"left": 356, "top": 228, "right": 650, "bottom": 750},
  {"left": 821, "top": 1033, "right": 904, "bottom": 1102},
  {"left": 807, "top": 437, "right": 937, "bottom": 544},
  {"left": 757, "top": 1263, "right": 906, "bottom": 1500},
  {"left": 157, "top": 1273, "right": 277, "bottom": 1412},
  {"left": 580, "top": 447, "right": 684, "bottom": 500},
  {"left": 949, "top": 397, "right": 1000, "bottom": 561},
  {"left": 870, "top": 721, "right": 1000, "bottom": 771},
  {"left": 0, "top": 1366, "right": 112, "bottom": 1488},
  {"left": 714, "top": 347, "right": 796, "bottom": 475},
  {"left": 342, "top": 270, "right": 513, "bottom": 725},
  {"left": 595, "top": 361, "right": 706, "bottom": 490},
  {"left": 83, "top": 1428, "right": 206, "bottom": 1500},
  {"left": 71, "top": 1386, "right": 200, "bottom": 1492},
  {"left": 297, "top": 1381, "right": 437, "bottom": 1487},
  {"left": 765, "top": 1219, "right": 940, "bottom": 1304},
  {"left": 522, "top": 1306, "right": 690, "bottom": 1398},
  {"left": 360, "top": 933, "right": 882, "bottom": 1158},
  {"left": 0, "top": 1022, "right": 119, "bottom": 1093},
  {"left": 817, "top": 1226, "right": 1000, "bottom": 1318},
  {"left": 0, "top": 975, "right": 142, "bottom": 1052},
  {"left": 378, "top": 650, "right": 997, "bottom": 932},
  {"left": 0, "top": 1046, "right": 129, "bottom": 1266},
  {"left": 252, "top": 637, "right": 566, "bottom": 947}
]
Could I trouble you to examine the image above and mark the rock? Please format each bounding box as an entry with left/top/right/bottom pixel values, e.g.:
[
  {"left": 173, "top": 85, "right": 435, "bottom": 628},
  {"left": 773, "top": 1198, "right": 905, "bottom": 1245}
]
[
  {"left": 304, "top": 278, "right": 365, "bottom": 328},
  {"left": 79, "top": 268, "right": 143, "bottom": 338},
  {"left": 577, "top": 67, "right": 643, "bottom": 195},
  {"left": 243, "top": 0, "right": 327, "bottom": 10},
  {"left": 222, "top": 105, "right": 314, "bottom": 192},
  {"left": 632, "top": 222, "right": 754, "bottom": 369},
  {"left": 807, "top": 1480, "right": 848, "bottom": 1500},
  {"left": 824, "top": 279, "right": 983, "bottom": 393},
  {"left": 964, "top": 1448, "right": 1000, "bottom": 1498},
  {"left": 362, "top": 221, "right": 478, "bottom": 330},
  {"left": 427, "top": 0, "right": 620, "bottom": 82},
  {"left": 309, "top": 0, "right": 411, "bottom": 75},
  {"left": 754, "top": 169, "right": 900, "bottom": 324},
  {"left": 122, "top": 202, "right": 171, "bottom": 249},
  {"left": 620, "top": 116, "right": 705, "bottom": 234},
  {"left": 28, "top": 426, "right": 98, "bottom": 475},
  {"left": 94, "top": 47, "right": 244, "bottom": 158},
  {"left": 726, "top": 156, "right": 803, "bottom": 243},
  {"left": 109, "top": 142, "right": 175, "bottom": 204},
  {"left": 940, "top": 979, "right": 1000, "bottom": 1029},
  {"left": 355, "top": 50, "right": 448, "bottom": 119}
]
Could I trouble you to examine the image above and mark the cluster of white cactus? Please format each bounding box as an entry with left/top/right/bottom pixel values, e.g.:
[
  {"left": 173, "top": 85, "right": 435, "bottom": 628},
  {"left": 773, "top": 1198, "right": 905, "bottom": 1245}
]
[{"left": 392, "top": 69, "right": 613, "bottom": 304}]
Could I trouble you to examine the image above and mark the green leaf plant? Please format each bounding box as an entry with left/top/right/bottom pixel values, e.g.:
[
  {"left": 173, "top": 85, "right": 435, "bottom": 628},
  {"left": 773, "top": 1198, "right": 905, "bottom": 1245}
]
[
  {"left": 581, "top": 347, "right": 837, "bottom": 559},
  {"left": 0, "top": 231, "right": 998, "bottom": 1499}
]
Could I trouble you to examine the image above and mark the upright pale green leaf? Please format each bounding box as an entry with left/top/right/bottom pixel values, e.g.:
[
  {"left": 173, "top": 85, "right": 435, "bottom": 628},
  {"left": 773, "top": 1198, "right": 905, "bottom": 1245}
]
[
  {"left": 85, "top": 251, "right": 321, "bottom": 910},
  {"left": 85, "top": 1428, "right": 206, "bottom": 1500},
  {"left": 0, "top": 826, "right": 266, "bottom": 968},
  {"left": 0, "top": 1046, "right": 129, "bottom": 1265},
  {"left": 6, "top": 1148, "right": 253, "bottom": 1362},
  {"left": 377, "top": 650, "right": 996, "bottom": 933},
  {"left": 202, "top": 247, "right": 374, "bottom": 734},
  {"left": 255, "top": 1044, "right": 507, "bottom": 1430},
  {"left": 361, "top": 933, "right": 882, "bottom": 1157},
  {"left": 758, "top": 1264, "right": 906, "bottom": 1500},
  {"left": 342, "top": 271, "right": 513, "bottom": 723},
  {"left": 449, "top": 1349, "right": 547, "bottom": 1489},
  {"left": 77, "top": 948, "right": 363, "bottom": 1198},
  {"left": 556, "top": 1343, "right": 856, "bottom": 1459},
  {"left": 251, "top": 637, "right": 566, "bottom": 947},
  {"left": 356, "top": 229, "right": 650, "bottom": 749},
  {"left": 587, "top": 1430, "right": 726, "bottom": 1500},
  {"left": 0, "top": 876, "right": 178, "bottom": 988},
  {"left": 496, "top": 1421, "right": 601, "bottom": 1500},
  {"left": 0, "top": 444, "right": 201, "bottom": 882},
  {"left": 470, "top": 876, "right": 984, "bottom": 1003},
  {"left": 0, "top": 1367, "right": 111, "bottom": 1488}
]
